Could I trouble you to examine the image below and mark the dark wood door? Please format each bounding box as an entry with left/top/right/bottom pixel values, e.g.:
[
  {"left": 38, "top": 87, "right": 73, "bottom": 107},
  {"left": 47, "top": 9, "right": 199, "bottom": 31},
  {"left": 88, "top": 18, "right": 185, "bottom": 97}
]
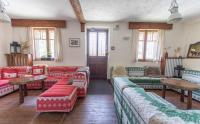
[{"left": 87, "top": 29, "right": 108, "bottom": 79}]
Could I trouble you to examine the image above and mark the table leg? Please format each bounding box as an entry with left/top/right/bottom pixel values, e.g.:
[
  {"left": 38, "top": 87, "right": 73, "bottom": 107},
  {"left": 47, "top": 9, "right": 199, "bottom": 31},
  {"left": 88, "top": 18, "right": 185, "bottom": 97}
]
[
  {"left": 24, "top": 84, "right": 28, "bottom": 96},
  {"left": 187, "top": 91, "right": 192, "bottom": 109},
  {"left": 162, "top": 85, "right": 166, "bottom": 99},
  {"left": 41, "top": 80, "right": 45, "bottom": 91},
  {"left": 19, "top": 85, "right": 24, "bottom": 104},
  {"left": 180, "top": 89, "right": 184, "bottom": 102}
]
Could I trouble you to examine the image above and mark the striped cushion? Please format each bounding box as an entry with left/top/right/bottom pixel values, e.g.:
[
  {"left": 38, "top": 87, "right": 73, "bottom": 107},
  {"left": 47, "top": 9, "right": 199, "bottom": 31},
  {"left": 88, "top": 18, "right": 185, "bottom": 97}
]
[
  {"left": 126, "top": 67, "right": 145, "bottom": 77},
  {"left": 182, "top": 70, "right": 200, "bottom": 84}
]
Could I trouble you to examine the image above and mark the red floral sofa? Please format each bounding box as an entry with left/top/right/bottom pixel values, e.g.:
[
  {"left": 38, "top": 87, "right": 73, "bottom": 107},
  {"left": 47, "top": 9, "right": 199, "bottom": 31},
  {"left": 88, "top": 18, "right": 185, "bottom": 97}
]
[{"left": 0, "top": 66, "right": 90, "bottom": 98}]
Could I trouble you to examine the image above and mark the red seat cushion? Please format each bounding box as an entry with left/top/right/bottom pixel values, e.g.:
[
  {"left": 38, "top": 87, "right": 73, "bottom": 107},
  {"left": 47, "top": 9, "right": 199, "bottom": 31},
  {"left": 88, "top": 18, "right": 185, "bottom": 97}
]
[
  {"left": 54, "top": 79, "right": 70, "bottom": 85},
  {"left": 65, "top": 67, "right": 78, "bottom": 72},
  {"left": 0, "top": 80, "right": 9, "bottom": 87},
  {"left": 40, "top": 86, "right": 76, "bottom": 97}
]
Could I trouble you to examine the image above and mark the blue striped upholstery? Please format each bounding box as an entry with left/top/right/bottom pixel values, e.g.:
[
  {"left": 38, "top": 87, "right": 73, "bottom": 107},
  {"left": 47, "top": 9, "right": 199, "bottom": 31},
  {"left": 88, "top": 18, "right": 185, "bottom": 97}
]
[
  {"left": 182, "top": 70, "right": 200, "bottom": 84},
  {"left": 125, "top": 67, "right": 145, "bottom": 77},
  {"left": 165, "top": 58, "right": 183, "bottom": 77}
]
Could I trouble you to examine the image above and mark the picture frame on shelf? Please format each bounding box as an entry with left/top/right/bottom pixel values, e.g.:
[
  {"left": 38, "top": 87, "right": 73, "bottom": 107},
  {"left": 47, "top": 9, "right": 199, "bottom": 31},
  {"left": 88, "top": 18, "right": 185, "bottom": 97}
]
[
  {"left": 187, "top": 42, "right": 200, "bottom": 58},
  {"left": 69, "top": 38, "right": 80, "bottom": 47}
]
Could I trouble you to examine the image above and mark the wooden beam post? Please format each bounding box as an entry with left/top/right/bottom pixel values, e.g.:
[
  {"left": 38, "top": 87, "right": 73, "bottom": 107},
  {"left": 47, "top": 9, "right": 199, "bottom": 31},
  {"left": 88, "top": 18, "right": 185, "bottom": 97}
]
[
  {"left": 81, "top": 23, "right": 85, "bottom": 32},
  {"left": 70, "top": 0, "right": 86, "bottom": 32},
  {"left": 11, "top": 19, "right": 67, "bottom": 28},
  {"left": 129, "top": 22, "right": 173, "bottom": 30}
]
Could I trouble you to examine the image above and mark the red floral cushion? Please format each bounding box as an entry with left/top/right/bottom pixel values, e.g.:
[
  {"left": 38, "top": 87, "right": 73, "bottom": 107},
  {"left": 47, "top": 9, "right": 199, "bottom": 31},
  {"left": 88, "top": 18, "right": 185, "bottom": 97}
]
[
  {"left": 1, "top": 68, "right": 18, "bottom": 79},
  {"left": 32, "top": 66, "right": 45, "bottom": 75}
]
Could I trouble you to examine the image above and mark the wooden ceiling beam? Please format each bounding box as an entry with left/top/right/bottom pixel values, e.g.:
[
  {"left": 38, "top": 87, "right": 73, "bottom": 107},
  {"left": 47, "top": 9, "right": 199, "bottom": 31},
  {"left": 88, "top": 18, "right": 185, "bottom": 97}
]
[
  {"left": 11, "top": 19, "right": 67, "bottom": 28},
  {"left": 70, "top": 0, "right": 86, "bottom": 32},
  {"left": 129, "top": 22, "right": 173, "bottom": 30}
]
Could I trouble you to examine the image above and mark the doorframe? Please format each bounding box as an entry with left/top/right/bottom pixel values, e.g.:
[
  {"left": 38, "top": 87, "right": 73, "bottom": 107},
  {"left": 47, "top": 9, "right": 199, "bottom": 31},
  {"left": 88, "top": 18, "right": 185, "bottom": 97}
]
[{"left": 86, "top": 28, "right": 109, "bottom": 79}]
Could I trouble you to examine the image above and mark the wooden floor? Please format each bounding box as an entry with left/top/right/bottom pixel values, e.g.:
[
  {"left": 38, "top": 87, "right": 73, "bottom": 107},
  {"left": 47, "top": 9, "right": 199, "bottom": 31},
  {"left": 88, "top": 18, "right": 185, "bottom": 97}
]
[
  {"left": 0, "top": 80, "right": 117, "bottom": 124},
  {"left": 1, "top": 81, "right": 200, "bottom": 124}
]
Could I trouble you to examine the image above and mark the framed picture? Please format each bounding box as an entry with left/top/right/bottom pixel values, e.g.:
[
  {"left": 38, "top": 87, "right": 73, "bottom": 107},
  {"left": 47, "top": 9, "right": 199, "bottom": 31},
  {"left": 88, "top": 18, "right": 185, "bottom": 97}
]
[
  {"left": 69, "top": 38, "right": 80, "bottom": 47},
  {"left": 187, "top": 42, "right": 200, "bottom": 58}
]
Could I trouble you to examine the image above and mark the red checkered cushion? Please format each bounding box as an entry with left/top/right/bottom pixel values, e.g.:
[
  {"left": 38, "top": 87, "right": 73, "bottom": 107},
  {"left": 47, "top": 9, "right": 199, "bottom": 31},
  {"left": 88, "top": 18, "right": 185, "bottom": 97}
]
[
  {"left": 32, "top": 66, "right": 45, "bottom": 75},
  {"left": 0, "top": 80, "right": 9, "bottom": 87},
  {"left": 1, "top": 68, "right": 18, "bottom": 79}
]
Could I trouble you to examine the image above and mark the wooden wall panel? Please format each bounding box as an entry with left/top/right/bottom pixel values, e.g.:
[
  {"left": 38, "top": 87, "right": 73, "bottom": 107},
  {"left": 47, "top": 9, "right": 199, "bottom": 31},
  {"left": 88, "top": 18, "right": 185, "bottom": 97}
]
[
  {"left": 11, "top": 19, "right": 67, "bottom": 28},
  {"left": 129, "top": 22, "right": 173, "bottom": 30}
]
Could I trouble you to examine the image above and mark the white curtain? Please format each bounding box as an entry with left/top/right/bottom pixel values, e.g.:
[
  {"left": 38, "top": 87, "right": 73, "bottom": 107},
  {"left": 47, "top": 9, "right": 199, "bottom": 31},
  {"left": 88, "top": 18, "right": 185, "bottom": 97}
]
[
  {"left": 54, "top": 28, "right": 63, "bottom": 62},
  {"left": 153, "top": 30, "right": 165, "bottom": 62},
  {"left": 132, "top": 29, "right": 139, "bottom": 62},
  {"left": 27, "top": 27, "right": 33, "bottom": 54}
]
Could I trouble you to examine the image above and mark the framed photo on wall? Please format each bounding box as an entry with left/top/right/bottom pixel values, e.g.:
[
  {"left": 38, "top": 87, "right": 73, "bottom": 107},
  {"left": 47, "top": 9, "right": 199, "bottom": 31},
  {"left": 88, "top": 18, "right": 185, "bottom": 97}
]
[
  {"left": 69, "top": 38, "right": 80, "bottom": 47},
  {"left": 187, "top": 42, "right": 200, "bottom": 58}
]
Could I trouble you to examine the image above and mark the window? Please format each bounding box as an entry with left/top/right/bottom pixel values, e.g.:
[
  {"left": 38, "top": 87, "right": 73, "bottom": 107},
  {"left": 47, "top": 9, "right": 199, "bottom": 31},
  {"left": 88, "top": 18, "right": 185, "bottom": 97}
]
[
  {"left": 33, "top": 28, "right": 55, "bottom": 61},
  {"left": 88, "top": 29, "right": 108, "bottom": 57},
  {"left": 137, "top": 30, "right": 159, "bottom": 61}
]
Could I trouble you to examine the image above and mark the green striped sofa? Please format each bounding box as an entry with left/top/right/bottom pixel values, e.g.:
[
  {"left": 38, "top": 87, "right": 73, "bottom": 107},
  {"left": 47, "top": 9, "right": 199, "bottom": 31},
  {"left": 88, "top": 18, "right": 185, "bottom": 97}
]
[
  {"left": 114, "top": 77, "right": 200, "bottom": 124},
  {"left": 112, "top": 66, "right": 163, "bottom": 89},
  {"left": 182, "top": 70, "right": 200, "bottom": 101}
]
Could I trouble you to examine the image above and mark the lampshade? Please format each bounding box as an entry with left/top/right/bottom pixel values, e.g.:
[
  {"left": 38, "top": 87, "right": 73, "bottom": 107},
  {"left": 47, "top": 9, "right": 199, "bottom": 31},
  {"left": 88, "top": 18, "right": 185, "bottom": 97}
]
[
  {"left": 0, "top": 11, "right": 11, "bottom": 23},
  {"left": 168, "top": 0, "right": 183, "bottom": 24},
  {"left": 168, "top": 12, "right": 183, "bottom": 24}
]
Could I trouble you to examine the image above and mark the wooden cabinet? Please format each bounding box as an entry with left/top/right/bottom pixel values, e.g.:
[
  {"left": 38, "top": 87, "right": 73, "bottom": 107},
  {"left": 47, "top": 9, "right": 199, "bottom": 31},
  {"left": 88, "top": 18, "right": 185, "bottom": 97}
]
[{"left": 5, "top": 54, "right": 33, "bottom": 66}]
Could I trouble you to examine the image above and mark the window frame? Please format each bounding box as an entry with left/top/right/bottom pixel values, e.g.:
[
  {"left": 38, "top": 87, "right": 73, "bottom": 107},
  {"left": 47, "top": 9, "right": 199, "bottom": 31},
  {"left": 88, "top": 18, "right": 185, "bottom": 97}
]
[
  {"left": 138, "top": 29, "right": 159, "bottom": 62},
  {"left": 33, "top": 27, "right": 55, "bottom": 61}
]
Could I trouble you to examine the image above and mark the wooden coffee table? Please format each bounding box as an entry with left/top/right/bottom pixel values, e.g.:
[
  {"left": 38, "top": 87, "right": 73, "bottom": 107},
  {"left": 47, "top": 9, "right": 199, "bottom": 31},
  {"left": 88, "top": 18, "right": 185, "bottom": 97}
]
[
  {"left": 161, "top": 78, "right": 200, "bottom": 109},
  {"left": 9, "top": 75, "right": 47, "bottom": 104}
]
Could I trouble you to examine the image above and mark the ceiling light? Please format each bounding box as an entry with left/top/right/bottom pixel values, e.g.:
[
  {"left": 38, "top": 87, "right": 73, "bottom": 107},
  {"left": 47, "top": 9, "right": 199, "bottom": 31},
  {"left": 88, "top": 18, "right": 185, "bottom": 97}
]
[
  {"left": 0, "top": 0, "right": 11, "bottom": 23},
  {"left": 168, "top": 0, "right": 183, "bottom": 24}
]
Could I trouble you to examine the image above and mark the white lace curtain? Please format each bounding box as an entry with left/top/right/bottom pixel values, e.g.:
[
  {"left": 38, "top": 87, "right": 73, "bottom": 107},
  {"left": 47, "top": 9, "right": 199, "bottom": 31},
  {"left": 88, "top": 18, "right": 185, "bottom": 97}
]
[
  {"left": 154, "top": 30, "right": 165, "bottom": 62},
  {"left": 132, "top": 29, "right": 139, "bottom": 62},
  {"left": 54, "top": 28, "right": 63, "bottom": 62},
  {"left": 27, "top": 27, "right": 63, "bottom": 62},
  {"left": 132, "top": 29, "right": 165, "bottom": 62}
]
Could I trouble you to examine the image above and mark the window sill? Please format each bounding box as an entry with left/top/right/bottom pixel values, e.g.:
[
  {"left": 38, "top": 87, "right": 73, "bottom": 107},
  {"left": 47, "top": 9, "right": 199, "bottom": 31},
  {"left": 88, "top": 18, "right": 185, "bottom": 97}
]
[
  {"left": 35, "top": 58, "right": 54, "bottom": 61},
  {"left": 138, "top": 59, "right": 161, "bottom": 62}
]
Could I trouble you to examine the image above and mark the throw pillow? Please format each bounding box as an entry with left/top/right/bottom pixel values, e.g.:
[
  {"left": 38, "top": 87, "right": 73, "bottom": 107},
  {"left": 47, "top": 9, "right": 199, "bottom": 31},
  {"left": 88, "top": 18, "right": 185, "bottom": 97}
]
[
  {"left": 2, "top": 68, "right": 18, "bottom": 79},
  {"left": 32, "top": 66, "right": 45, "bottom": 75}
]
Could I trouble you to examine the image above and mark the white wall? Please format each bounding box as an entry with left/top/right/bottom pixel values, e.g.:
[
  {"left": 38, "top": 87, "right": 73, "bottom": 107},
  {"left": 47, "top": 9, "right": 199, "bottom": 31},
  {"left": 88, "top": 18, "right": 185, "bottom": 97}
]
[
  {"left": 1, "top": 20, "right": 200, "bottom": 75},
  {"left": 181, "top": 20, "right": 200, "bottom": 71},
  {"left": 162, "top": 20, "right": 200, "bottom": 71},
  {"left": 12, "top": 21, "right": 86, "bottom": 66},
  {"left": 0, "top": 23, "right": 12, "bottom": 67},
  {"left": 164, "top": 22, "right": 185, "bottom": 57}
]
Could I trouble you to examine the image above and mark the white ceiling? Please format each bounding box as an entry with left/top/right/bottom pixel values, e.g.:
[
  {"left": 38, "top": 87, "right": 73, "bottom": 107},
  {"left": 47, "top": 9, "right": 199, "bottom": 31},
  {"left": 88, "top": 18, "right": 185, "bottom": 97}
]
[
  {"left": 4, "top": 0, "right": 200, "bottom": 22},
  {"left": 6, "top": 0, "right": 76, "bottom": 20},
  {"left": 80, "top": 0, "right": 200, "bottom": 22}
]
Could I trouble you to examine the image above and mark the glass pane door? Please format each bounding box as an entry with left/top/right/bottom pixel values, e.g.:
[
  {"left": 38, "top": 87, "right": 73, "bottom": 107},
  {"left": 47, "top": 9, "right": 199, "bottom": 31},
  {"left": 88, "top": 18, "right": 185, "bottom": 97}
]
[{"left": 88, "top": 29, "right": 108, "bottom": 57}]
